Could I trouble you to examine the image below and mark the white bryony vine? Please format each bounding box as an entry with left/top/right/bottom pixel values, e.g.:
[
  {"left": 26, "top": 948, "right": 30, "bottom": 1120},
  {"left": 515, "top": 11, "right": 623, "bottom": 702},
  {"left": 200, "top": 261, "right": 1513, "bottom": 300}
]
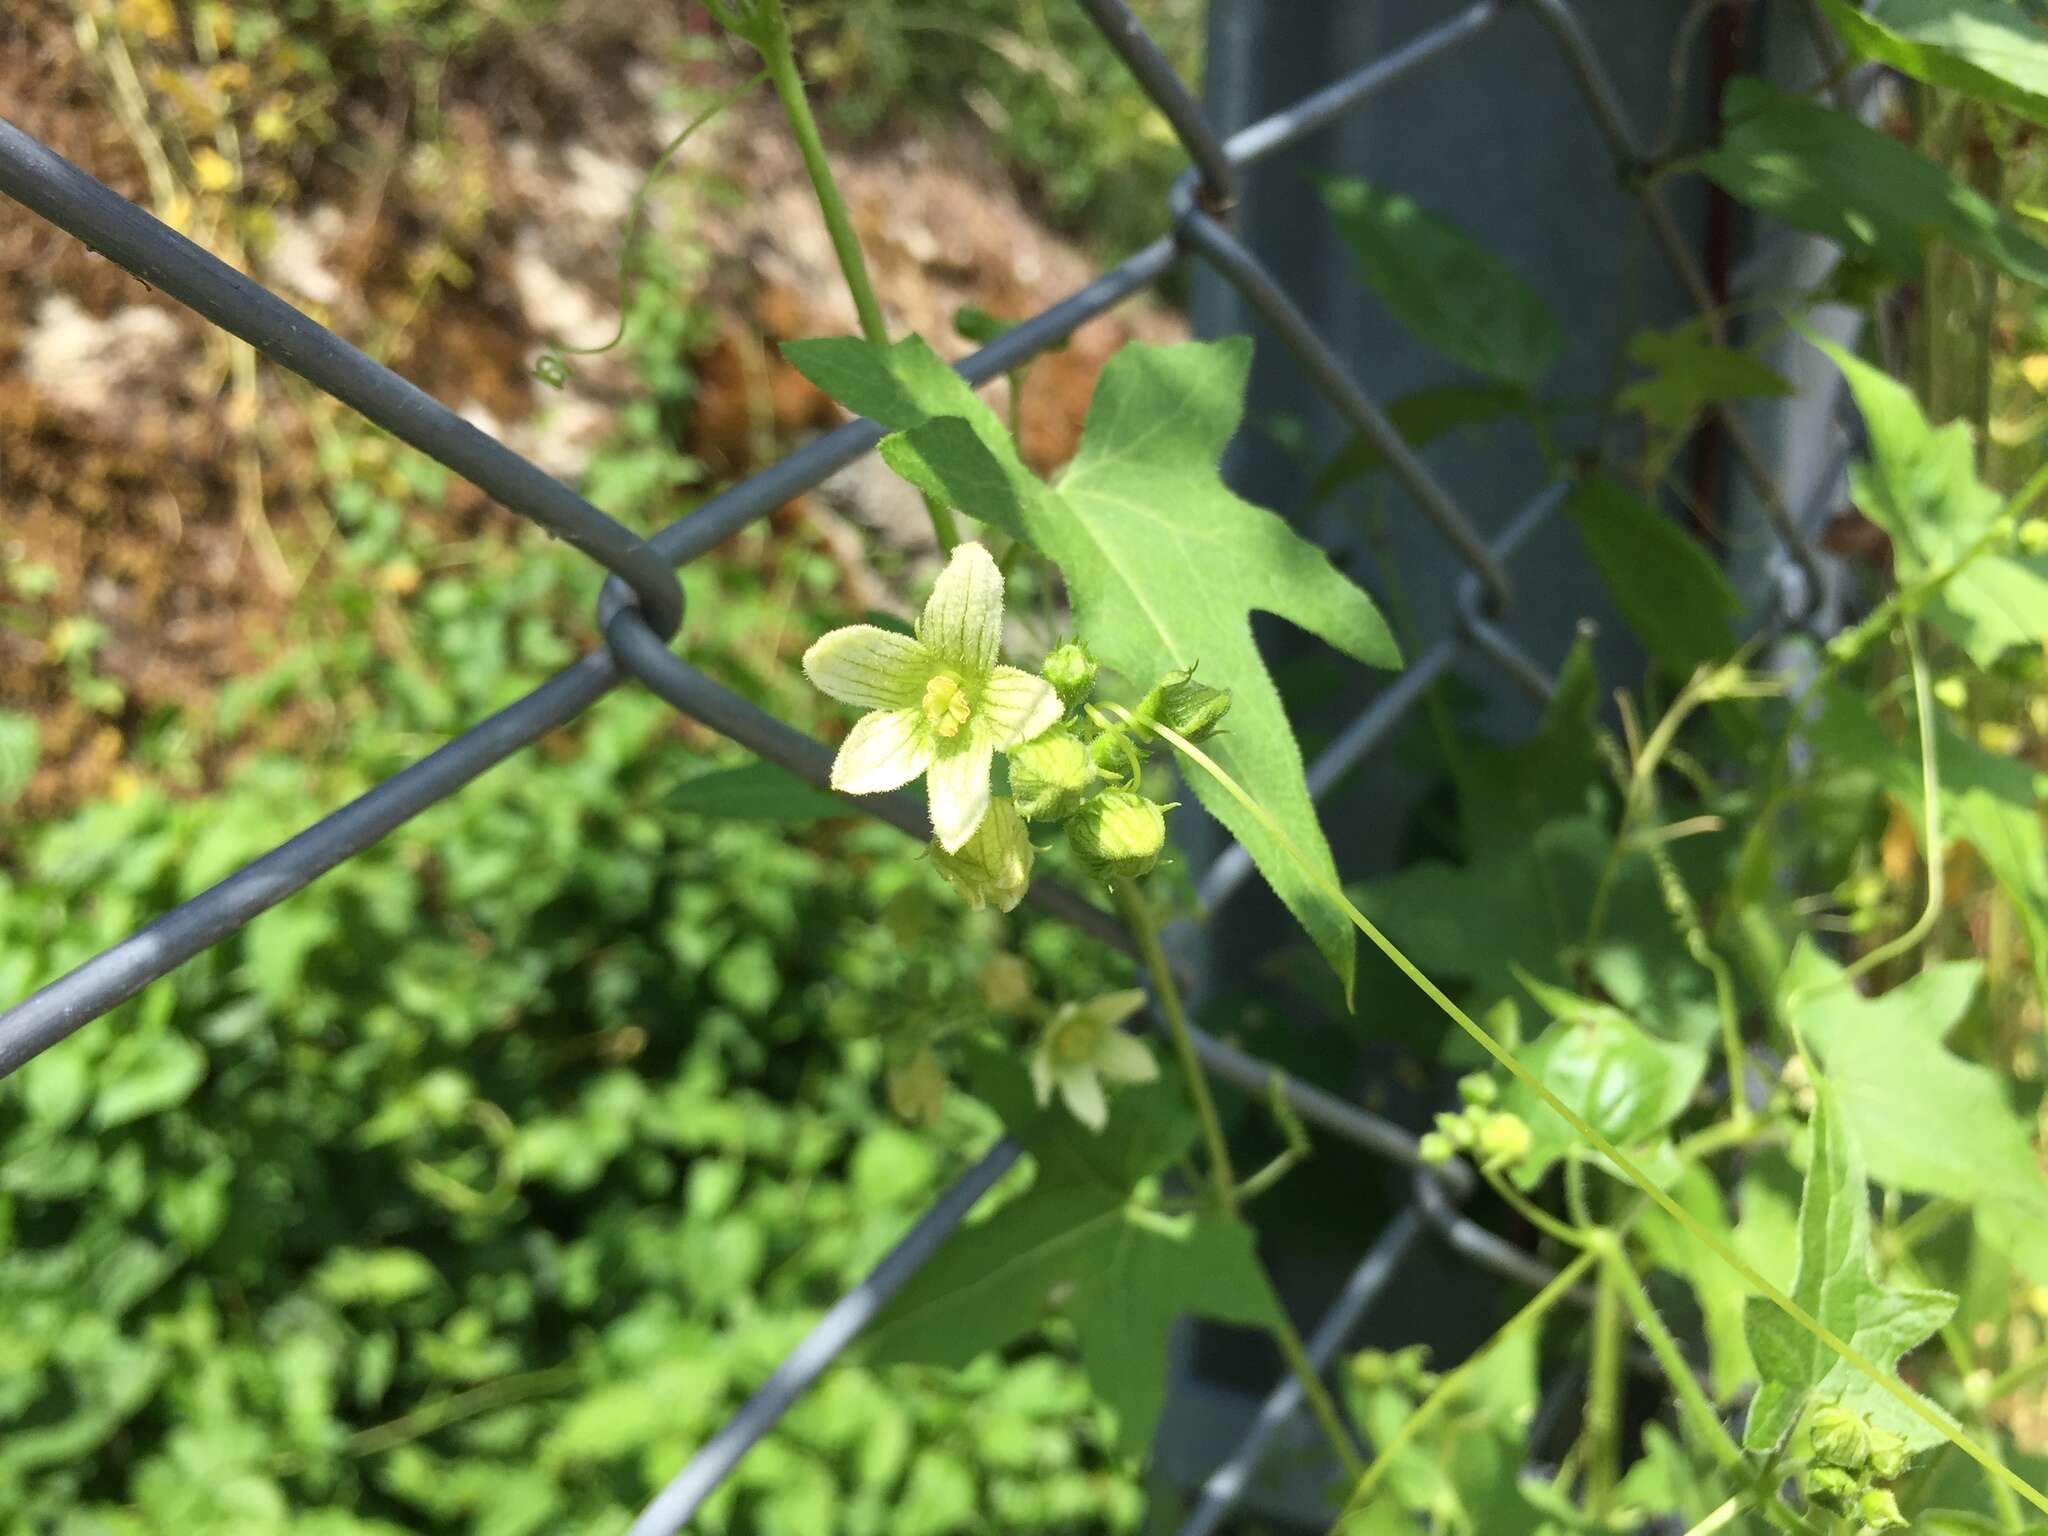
[{"left": 802, "top": 541, "right": 1060, "bottom": 852}]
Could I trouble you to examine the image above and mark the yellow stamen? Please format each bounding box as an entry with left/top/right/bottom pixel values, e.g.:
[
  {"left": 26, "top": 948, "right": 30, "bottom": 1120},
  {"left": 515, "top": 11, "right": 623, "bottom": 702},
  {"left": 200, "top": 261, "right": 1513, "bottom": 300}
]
[{"left": 921, "top": 673, "right": 973, "bottom": 738}]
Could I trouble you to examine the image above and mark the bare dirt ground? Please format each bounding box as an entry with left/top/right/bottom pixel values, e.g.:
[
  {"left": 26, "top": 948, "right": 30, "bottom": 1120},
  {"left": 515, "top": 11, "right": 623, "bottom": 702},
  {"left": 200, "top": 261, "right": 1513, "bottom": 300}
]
[{"left": 0, "top": 2, "right": 1182, "bottom": 818}]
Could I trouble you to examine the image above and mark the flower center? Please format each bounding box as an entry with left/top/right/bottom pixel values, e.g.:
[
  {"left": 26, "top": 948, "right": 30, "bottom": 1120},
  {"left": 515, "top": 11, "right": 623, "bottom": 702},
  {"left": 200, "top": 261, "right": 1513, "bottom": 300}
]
[
  {"left": 921, "top": 672, "right": 973, "bottom": 738},
  {"left": 1048, "top": 1011, "right": 1103, "bottom": 1068}
]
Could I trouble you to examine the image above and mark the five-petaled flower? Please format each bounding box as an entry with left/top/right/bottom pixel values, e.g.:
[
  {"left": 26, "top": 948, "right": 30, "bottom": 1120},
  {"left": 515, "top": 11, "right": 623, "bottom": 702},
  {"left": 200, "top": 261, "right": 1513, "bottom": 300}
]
[
  {"left": 803, "top": 542, "right": 1061, "bottom": 851},
  {"left": 1030, "top": 989, "right": 1159, "bottom": 1132}
]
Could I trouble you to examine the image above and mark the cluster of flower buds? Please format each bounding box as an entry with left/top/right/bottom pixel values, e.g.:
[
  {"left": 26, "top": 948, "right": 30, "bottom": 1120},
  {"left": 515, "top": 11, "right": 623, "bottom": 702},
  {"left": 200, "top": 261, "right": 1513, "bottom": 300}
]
[
  {"left": 1027, "top": 643, "right": 1230, "bottom": 885},
  {"left": 1418, "top": 1073, "right": 1531, "bottom": 1173},
  {"left": 1347, "top": 1344, "right": 1440, "bottom": 1396},
  {"left": 1804, "top": 1404, "right": 1909, "bottom": 1529}
]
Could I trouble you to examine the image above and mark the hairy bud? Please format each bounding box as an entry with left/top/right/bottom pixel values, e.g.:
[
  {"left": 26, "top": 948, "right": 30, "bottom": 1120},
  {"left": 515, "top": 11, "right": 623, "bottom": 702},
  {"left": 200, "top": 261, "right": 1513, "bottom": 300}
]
[
  {"left": 1458, "top": 1072, "right": 1498, "bottom": 1107},
  {"left": 1040, "top": 640, "right": 1099, "bottom": 711},
  {"left": 1810, "top": 1405, "right": 1871, "bottom": 1472},
  {"left": 1137, "top": 665, "right": 1231, "bottom": 742},
  {"left": 1008, "top": 729, "right": 1093, "bottom": 822},
  {"left": 1476, "top": 1112, "right": 1532, "bottom": 1171},
  {"left": 1067, "top": 789, "right": 1168, "bottom": 882},
  {"left": 1865, "top": 1427, "right": 1909, "bottom": 1483},
  {"left": 1857, "top": 1488, "right": 1907, "bottom": 1531},
  {"left": 1807, "top": 1465, "right": 1860, "bottom": 1514}
]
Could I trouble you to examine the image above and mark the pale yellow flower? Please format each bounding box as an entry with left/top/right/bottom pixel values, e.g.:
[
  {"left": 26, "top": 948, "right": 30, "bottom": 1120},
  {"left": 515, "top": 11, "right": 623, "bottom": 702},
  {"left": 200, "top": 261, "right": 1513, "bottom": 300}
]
[
  {"left": 804, "top": 542, "right": 1060, "bottom": 852},
  {"left": 1029, "top": 989, "right": 1159, "bottom": 1132}
]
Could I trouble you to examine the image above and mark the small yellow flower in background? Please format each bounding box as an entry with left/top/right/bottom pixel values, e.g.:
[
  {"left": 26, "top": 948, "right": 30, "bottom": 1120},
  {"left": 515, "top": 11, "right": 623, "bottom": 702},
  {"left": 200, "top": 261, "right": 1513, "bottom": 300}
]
[
  {"left": 804, "top": 542, "right": 1060, "bottom": 852},
  {"left": 189, "top": 146, "right": 238, "bottom": 194},
  {"left": 1030, "top": 989, "right": 1158, "bottom": 1132}
]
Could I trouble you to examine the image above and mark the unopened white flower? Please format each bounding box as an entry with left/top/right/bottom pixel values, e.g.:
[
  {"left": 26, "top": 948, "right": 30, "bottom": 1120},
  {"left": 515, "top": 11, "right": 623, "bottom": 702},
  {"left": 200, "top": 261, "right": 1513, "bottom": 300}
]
[
  {"left": 803, "top": 542, "right": 1061, "bottom": 852},
  {"left": 1030, "top": 989, "right": 1158, "bottom": 1132},
  {"left": 929, "top": 796, "right": 1034, "bottom": 912}
]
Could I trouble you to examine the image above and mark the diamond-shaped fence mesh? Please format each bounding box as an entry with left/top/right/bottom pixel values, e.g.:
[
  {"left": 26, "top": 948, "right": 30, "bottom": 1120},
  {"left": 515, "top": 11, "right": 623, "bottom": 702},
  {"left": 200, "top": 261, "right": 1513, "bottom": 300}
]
[{"left": 0, "top": 3, "right": 1842, "bottom": 1531}]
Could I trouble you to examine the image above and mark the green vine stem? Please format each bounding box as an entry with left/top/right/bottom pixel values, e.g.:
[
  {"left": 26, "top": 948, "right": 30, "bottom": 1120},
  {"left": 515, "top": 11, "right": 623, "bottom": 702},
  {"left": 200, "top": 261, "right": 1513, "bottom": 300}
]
[
  {"left": 1607, "top": 1240, "right": 1827, "bottom": 1536},
  {"left": 1818, "top": 617, "right": 1943, "bottom": 993},
  {"left": 1339, "top": 1248, "right": 1600, "bottom": 1524},
  {"left": 751, "top": 1, "right": 884, "bottom": 344},
  {"left": 1988, "top": 1340, "right": 2048, "bottom": 1405},
  {"left": 726, "top": 0, "right": 962, "bottom": 551},
  {"left": 1680, "top": 1495, "right": 1742, "bottom": 1536},
  {"left": 1124, "top": 706, "right": 2048, "bottom": 1521},
  {"left": 1113, "top": 878, "right": 1235, "bottom": 1210},
  {"left": 1113, "top": 876, "right": 1366, "bottom": 1482},
  {"left": 1601, "top": 1239, "right": 1742, "bottom": 1471},
  {"left": 531, "top": 70, "right": 764, "bottom": 385},
  {"left": 1583, "top": 1261, "right": 1625, "bottom": 1519}
]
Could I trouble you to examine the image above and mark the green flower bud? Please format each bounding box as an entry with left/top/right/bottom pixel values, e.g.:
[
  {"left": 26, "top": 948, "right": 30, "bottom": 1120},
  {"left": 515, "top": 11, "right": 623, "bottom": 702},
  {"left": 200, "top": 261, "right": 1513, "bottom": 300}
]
[
  {"left": 1418, "top": 1131, "right": 1456, "bottom": 1165},
  {"left": 929, "top": 797, "right": 1034, "bottom": 912},
  {"left": 1040, "top": 640, "right": 1099, "bottom": 711},
  {"left": 1349, "top": 1349, "right": 1396, "bottom": 1388},
  {"left": 1067, "top": 789, "right": 1168, "bottom": 882},
  {"left": 1087, "top": 724, "right": 1147, "bottom": 781},
  {"left": 1007, "top": 729, "right": 1094, "bottom": 822},
  {"left": 1857, "top": 1487, "right": 1907, "bottom": 1531},
  {"left": 1810, "top": 1405, "right": 1872, "bottom": 1471},
  {"left": 1476, "top": 1111, "right": 1531, "bottom": 1171},
  {"left": 1457, "top": 1072, "right": 1498, "bottom": 1107},
  {"left": 1865, "top": 1428, "right": 1909, "bottom": 1483},
  {"left": 1434, "top": 1109, "right": 1477, "bottom": 1150},
  {"left": 1388, "top": 1344, "right": 1437, "bottom": 1393},
  {"left": 1808, "top": 1465, "right": 1860, "bottom": 1514},
  {"left": 1137, "top": 665, "right": 1231, "bottom": 742}
]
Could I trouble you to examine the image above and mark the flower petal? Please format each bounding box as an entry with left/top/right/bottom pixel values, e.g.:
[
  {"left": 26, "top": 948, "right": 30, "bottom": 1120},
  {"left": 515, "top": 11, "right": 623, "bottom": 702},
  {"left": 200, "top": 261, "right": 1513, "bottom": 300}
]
[
  {"left": 803, "top": 625, "right": 930, "bottom": 710},
  {"left": 830, "top": 708, "right": 932, "bottom": 795},
  {"left": 1077, "top": 987, "right": 1149, "bottom": 1034},
  {"left": 1094, "top": 1031, "right": 1159, "bottom": 1086},
  {"left": 980, "top": 666, "right": 1062, "bottom": 749},
  {"left": 926, "top": 732, "right": 994, "bottom": 853},
  {"left": 917, "top": 541, "right": 1003, "bottom": 675},
  {"left": 1058, "top": 1065, "right": 1108, "bottom": 1132},
  {"left": 1030, "top": 1050, "right": 1056, "bottom": 1107}
]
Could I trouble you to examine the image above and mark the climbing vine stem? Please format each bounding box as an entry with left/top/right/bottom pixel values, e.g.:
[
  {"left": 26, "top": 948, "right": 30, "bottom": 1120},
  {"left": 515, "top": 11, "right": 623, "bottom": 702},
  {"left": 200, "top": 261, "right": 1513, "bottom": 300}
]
[
  {"left": 1117, "top": 706, "right": 2048, "bottom": 1522},
  {"left": 728, "top": 0, "right": 961, "bottom": 550},
  {"left": 1113, "top": 875, "right": 1366, "bottom": 1482}
]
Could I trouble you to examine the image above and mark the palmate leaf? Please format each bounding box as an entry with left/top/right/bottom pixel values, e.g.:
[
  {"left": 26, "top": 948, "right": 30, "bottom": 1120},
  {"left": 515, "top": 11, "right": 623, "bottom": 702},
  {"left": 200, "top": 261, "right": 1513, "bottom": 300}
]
[
  {"left": 1742, "top": 1084, "right": 1957, "bottom": 1452},
  {"left": 1699, "top": 77, "right": 2048, "bottom": 288},
  {"left": 1822, "top": 338, "right": 2048, "bottom": 666},
  {"left": 1822, "top": 0, "right": 2048, "bottom": 129},
  {"left": 862, "top": 1050, "right": 1279, "bottom": 1454},
  {"left": 1782, "top": 942, "right": 2048, "bottom": 1283},
  {"left": 785, "top": 335, "right": 1401, "bottom": 996},
  {"left": 1617, "top": 320, "right": 1794, "bottom": 432}
]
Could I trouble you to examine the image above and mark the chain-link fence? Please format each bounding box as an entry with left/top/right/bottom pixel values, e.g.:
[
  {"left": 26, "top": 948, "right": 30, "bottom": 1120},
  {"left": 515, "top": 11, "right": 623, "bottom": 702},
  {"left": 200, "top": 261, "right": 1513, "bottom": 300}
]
[{"left": 0, "top": 3, "right": 1848, "bottom": 1531}]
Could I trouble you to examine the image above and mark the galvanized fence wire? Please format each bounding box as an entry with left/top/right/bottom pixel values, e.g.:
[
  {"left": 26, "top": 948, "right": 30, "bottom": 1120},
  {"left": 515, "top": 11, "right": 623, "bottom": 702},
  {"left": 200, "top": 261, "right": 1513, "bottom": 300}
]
[{"left": 0, "top": 1, "right": 1836, "bottom": 1531}]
